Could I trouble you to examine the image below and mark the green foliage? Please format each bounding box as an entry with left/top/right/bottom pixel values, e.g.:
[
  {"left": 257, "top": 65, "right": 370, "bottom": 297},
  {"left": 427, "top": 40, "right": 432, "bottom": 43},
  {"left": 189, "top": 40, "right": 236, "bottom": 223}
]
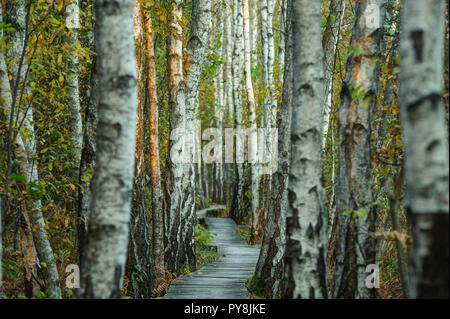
[
  {"left": 247, "top": 275, "right": 265, "bottom": 298},
  {"left": 195, "top": 221, "right": 216, "bottom": 247},
  {"left": 236, "top": 227, "right": 260, "bottom": 247},
  {"left": 342, "top": 206, "right": 369, "bottom": 219},
  {"left": 196, "top": 245, "right": 219, "bottom": 268}
]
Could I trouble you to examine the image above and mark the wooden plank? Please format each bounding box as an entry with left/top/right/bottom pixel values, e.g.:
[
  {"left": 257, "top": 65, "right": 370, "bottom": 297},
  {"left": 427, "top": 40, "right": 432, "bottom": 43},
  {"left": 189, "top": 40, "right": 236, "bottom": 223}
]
[{"left": 163, "top": 215, "right": 259, "bottom": 299}]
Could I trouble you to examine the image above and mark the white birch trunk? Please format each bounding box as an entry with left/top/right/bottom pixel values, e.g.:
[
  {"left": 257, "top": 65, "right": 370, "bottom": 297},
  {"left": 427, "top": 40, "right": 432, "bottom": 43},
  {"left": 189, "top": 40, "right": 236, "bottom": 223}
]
[
  {"left": 230, "top": 0, "right": 245, "bottom": 223},
  {"left": 400, "top": 0, "right": 449, "bottom": 299},
  {"left": 278, "top": 0, "right": 287, "bottom": 87},
  {"left": 165, "top": 0, "right": 211, "bottom": 273},
  {"left": 250, "top": 0, "right": 259, "bottom": 70},
  {"left": 125, "top": 1, "right": 153, "bottom": 299},
  {"left": 79, "top": 0, "right": 138, "bottom": 298},
  {"left": 329, "top": 0, "right": 387, "bottom": 299},
  {"left": 66, "top": 0, "right": 83, "bottom": 179},
  {"left": 243, "top": 0, "right": 259, "bottom": 230},
  {"left": 282, "top": 0, "right": 328, "bottom": 299},
  {"left": 255, "top": 0, "right": 292, "bottom": 297},
  {"left": 322, "top": 0, "right": 346, "bottom": 147}
]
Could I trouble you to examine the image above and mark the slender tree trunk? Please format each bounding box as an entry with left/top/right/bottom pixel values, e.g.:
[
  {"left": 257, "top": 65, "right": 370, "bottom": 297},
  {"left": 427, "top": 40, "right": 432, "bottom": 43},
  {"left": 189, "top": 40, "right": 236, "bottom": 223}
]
[
  {"left": 261, "top": 0, "right": 275, "bottom": 127},
  {"left": 141, "top": 1, "right": 165, "bottom": 283},
  {"left": 230, "top": 0, "right": 245, "bottom": 224},
  {"left": 243, "top": 0, "right": 259, "bottom": 231},
  {"left": 66, "top": 0, "right": 83, "bottom": 182},
  {"left": 79, "top": 0, "right": 138, "bottom": 298},
  {"left": 214, "top": 7, "right": 225, "bottom": 203},
  {"left": 388, "top": 163, "right": 411, "bottom": 298},
  {"left": 278, "top": 0, "right": 287, "bottom": 87},
  {"left": 399, "top": 0, "right": 449, "bottom": 299},
  {"left": 322, "top": 0, "right": 346, "bottom": 146},
  {"left": 164, "top": 0, "right": 187, "bottom": 273},
  {"left": 124, "top": 1, "right": 153, "bottom": 299},
  {"left": 223, "top": 0, "right": 234, "bottom": 207},
  {"left": 259, "top": 0, "right": 276, "bottom": 230},
  {"left": 77, "top": 11, "right": 98, "bottom": 256},
  {"left": 255, "top": 0, "right": 292, "bottom": 298},
  {"left": 329, "top": 0, "right": 387, "bottom": 299},
  {"left": 282, "top": 0, "right": 328, "bottom": 299},
  {"left": 3, "top": 0, "right": 62, "bottom": 298},
  {"left": 250, "top": 0, "right": 259, "bottom": 70}
]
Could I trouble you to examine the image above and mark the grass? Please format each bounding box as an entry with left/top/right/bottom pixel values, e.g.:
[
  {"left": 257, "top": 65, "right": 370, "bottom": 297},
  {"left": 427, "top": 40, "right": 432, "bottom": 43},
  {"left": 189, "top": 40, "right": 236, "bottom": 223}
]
[
  {"left": 236, "top": 225, "right": 262, "bottom": 247},
  {"left": 247, "top": 275, "right": 266, "bottom": 298}
]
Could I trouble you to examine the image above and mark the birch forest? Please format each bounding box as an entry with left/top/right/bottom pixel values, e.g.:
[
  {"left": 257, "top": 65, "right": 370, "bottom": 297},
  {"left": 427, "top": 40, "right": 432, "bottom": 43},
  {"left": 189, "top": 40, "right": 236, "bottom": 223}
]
[{"left": 0, "top": 0, "right": 448, "bottom": 300}]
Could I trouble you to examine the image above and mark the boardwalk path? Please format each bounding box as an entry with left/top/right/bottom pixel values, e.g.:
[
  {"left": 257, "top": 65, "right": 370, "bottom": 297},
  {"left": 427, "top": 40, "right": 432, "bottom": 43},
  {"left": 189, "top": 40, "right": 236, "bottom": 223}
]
[{"left": 164, "top": 206, "right": 260, "bottom": 299}]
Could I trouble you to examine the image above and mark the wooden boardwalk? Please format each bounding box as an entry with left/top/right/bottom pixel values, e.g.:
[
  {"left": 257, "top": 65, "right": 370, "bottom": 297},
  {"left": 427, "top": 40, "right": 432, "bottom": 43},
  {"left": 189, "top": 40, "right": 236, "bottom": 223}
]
[{"left": 164, "top": 212, "right": 260, "bottom": 299}]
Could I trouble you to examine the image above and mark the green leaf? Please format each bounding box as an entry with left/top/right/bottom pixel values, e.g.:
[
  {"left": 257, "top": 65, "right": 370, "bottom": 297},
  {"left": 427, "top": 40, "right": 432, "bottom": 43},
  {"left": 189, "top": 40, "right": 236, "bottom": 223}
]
[
  {"left": 363, "top": 96, "right": 372, "bottom": 108},
  {"left": 11, "top": 173, "right": 27, "bottom": 184},
  {"left": 357, "top": 88, "right": 366, "bottom": 101},
  {"left": 354, "top": 208, "right": 368, "bottom": 218},
  {"left": 348, "top": 81, "right": 356, "bottom": 91},
  {"left": 27, "top": 181, "right": 44, "bottom": 200}
]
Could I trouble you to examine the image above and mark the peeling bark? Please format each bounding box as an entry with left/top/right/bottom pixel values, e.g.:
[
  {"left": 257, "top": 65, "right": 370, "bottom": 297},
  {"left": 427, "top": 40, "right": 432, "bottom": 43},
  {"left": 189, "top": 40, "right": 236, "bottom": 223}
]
[
  {"left": 255, "top": 0, "right": 292, "bottom": 298},
  {"left": 124, "top": 2, "right": 153, "bottom": 299},
  {"left": 164, "top": 0, "right": 211, "bottom": 274},
  {"left": 329, "top": 0, "right": 387, "bottom": 299},
  {"left": 141, "top": 2, "right": 165, "bottom": 282},
  {"left": 230, "top": 0, "right": 245, "bottom": 224}
]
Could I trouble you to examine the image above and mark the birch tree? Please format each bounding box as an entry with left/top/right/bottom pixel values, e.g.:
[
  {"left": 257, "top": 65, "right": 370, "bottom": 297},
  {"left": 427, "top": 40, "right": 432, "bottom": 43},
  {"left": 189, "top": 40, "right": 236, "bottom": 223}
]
[
  {"left": 125, "top": 1, "right": 152, "bottom": 299},
  {"left": 282, "top": 0, "right": 328, "bottom": 299},
  {"left": 223, "top": 0, "right": 234, "bottom": 207},
  {"left": 141, "top": 1, "right": 165, "bottom": 283},
  {"left": 77, "top": 9, "right": 98, "bottom": 254},
  {"left": 214, "top": 2, "right": 225, "bottom": 203},
  {"left": 400, "top": 0, "right": 449, "bottom": 299},
  {"left": 230, "top": 0, "right": 245, "bottom": 224},
  {"left": 79, "top": 0, "right": 138, "bottom": 298},
  {"left": 322, "top": 0, "right": 346, "bottom": 145},
  {"left": 165, "top": 0, "right": 211, "bottom": 274},
  {"left": 255, "top": 0, "right": 292, "bottom": 298},
  {"left": 66, "top": 0, "right": 83, "bottom": 181},
  {"left": 243, "top": 0, "right": 259, "bottom": 230},
  {"left": 329, "top": 0, "right": 387, "bottom": 299},
  {"left": 277, "top": 0, "right": 287, "bottom": 87},
  {"left": 2, "top": 0, "right": 62, "bottom": 298},
  {"left": 261, "top": 0, "right": 276, "bottom": 127}
]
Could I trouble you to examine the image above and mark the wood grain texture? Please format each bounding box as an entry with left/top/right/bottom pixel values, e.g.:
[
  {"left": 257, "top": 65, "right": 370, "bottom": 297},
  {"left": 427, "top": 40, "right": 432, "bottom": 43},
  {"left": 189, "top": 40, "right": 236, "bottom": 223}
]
[{"left": 164, "top": 216, "right": 260, "bottom": 299}]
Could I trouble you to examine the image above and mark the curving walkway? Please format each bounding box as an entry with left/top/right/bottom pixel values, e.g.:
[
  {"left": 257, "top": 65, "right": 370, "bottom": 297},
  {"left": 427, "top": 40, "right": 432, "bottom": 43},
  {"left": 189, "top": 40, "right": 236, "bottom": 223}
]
[{"left": 164, "top": 209, "right": 260, "bottom": 299}]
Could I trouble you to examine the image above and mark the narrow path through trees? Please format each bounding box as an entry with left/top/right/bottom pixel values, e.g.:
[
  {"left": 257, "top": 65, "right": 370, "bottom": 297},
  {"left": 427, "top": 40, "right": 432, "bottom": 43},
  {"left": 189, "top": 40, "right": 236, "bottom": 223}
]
[{"left": 164, "top": 210, "right": 260, "bottom": 299}]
